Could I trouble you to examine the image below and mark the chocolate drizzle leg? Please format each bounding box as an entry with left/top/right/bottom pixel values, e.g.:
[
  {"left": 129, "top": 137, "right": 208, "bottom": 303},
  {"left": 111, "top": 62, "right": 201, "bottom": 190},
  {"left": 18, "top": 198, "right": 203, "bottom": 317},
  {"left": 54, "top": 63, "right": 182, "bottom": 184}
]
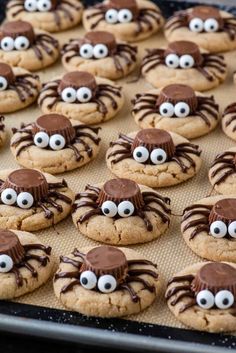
[
  {"left": 210, "top": 151, "right": 236, "bottom": 187},
  {"left": 181, "top": 203, "right": 212, "bottom": 240},
  {"left": 223, "top": 102, "right": 236, "bottom": 134}
]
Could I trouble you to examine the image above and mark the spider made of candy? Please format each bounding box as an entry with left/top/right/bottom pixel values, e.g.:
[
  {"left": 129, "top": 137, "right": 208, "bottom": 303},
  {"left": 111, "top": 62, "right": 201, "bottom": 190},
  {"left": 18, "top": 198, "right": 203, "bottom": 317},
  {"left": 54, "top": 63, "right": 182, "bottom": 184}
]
[
  {"left": 0, "top": 229, "right": 51, "bottom": 286},
  {"left": 0, "top": 168, "right": 72, "bottom": 219},
  {"left": 54, "top": 245, "right": 158, "bottom": 302},
  {"left": 166, "top": 262, "right": 236, "bottom": 313},
  {"left": 182, "top": 198, "right": 236, "bottom": 241},
  {"left": 73, "top": 178, "right": 171, "bottom": 231},
  {"left": 107, "top": 128, "right": 201, "bottom": 174},
  {"left": 11, "top": 113, "right": 101, "bottom": 161},
  {"left": 209, "top": 150, "right": 236, "bottom": 188}
]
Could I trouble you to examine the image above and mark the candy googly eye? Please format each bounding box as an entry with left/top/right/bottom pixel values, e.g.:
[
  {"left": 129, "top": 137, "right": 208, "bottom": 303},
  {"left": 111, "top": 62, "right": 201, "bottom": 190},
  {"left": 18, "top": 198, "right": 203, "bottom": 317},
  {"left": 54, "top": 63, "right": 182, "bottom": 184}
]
[
  {"left": 189, "top": 18, "right": 204, "bottom": 32},
  {"left": 37, "top": 0, "right": 52, "bottom": 12},
  {"left": 24, "top": 0, "right": 37, "bottom": 12},
  {"left": 0, "top": 76, "right": 8, "bottom": 91},
  {"left": 79, "top": 44, "right": 94, "bottom": 59},
  {"left": 1, "top": 188, "right": 17, "bottom": 205},
  {"left": 49, "top": 134, "right": 66, "bottom": 151},
  {"left": 159, "top": 102, "right": 175, "bottom": 117},
  {"left": 34, "top": 131, "right": 49, "bottom": 148},
  {"left": 76, "top": 87, "right": 92, "bottom": 103},
  {"left": 150, "top": 148, "right": 167, "bottom": 165},
  {"left": 196, "top": 289, "right": 215, "bottom": 309},
  {"left": 1, "top": 37, "right": 14, "bottom": 52},
  {"left": 80, "top": 271, "right": 97, "bottom": 290},
  {"left": 174, "top": 102, "right": 190, "bottom": 118},
  {"left": 61, "top": 87, "right": 77, "bottom": 103},
  {"left": 17, "top": 192, "right": 34, "bottom": 209},
  {"left": 215, "top": 290, "right": 234, "bottom": 310},
  {"left": 105, "top": 9, "right": 118, "bottom": 24},
  {"left": 0, "top": 254, "right": 13, "bottom": 273},
  {"left": 228, "top": 221, "right": 236, "bottom": 239},
  {"left": 165, "top": 54, "right": 179, "bottom": 69},
  {"left": 97, "top": 274, "right": 117, "bottom": 293},
  {"left": 101, "top": 200, "right": 118, "bottom": 218},
  {"left": 118, "top": 9, "right": 133, "bottom": 23},
  {"left": 14, "top": 36, "right": 30, "bottom": 51},
  {"left": 117, "top": 201, "right": 134, "bottom": 218},
  {"left": 210, "top": 220, "right": 227, "bottom": 238},
  {"left": 204, "top": 18, "right": 219, "bottom": 33},
  {"left": 133, "top": 146, "right": 149, "bottom": 163},
  {"left": 93, "top": 44, "right": 109, "bottom": 59},
  {"left": 179, "top": 55, "right": 195, "bottom": 69}
]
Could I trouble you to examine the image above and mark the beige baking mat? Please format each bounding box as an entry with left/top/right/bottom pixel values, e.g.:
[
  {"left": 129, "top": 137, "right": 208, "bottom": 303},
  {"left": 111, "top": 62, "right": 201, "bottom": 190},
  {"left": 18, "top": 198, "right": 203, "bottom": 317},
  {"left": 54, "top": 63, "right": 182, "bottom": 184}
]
[{"left": 2, "top": 24, "right": 236, "bottom": 330}]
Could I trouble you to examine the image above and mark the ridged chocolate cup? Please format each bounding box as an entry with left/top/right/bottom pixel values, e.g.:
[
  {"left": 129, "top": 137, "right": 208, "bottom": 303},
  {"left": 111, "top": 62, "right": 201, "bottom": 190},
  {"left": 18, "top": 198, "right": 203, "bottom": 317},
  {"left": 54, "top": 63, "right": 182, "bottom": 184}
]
[
  {"left": 0, "top": 229, "right": 25, "bottom": 264},
  {"left": 82, "top": 246, "right": 128, "bottom": 283},
  {"left": 188, "top": 6, "right": 223, "bottom": 28},
  {"left": 32, "top": 114, "right": 76, "bottom": 144},
  {"left": 1, "top": 21, "right": 35, "bottom": 45},
  {"left": 164, "top": 41, "right": 203, "bottom": 66},
  {"left": 209, "top": 199, "right": 236, "bottom": 225},
  {"left": 3, "top": 169, "right": 49, "bottom": 202},
  {"left": 0, "top": 63, "right": 15, "bottom": 86},
  {"left": 156, "top": 84, "right": 198, "bottom": 114},
  {"left": 97, "top": 178, "right": 144, "bottom": 208},
  {"left": 108, "top": 0, "right": 139, "bottom": 19},
  {"left": 84, "top": 31, "right": 117, "bottom": 54},
  {"left": 58, "top": 71, "right": 97, "bottom": 97},
  {"left": 192, "top": 262, "right": 236, "bottom": 296},
  {"left": 132, "top": 129, "right": 176, "bottom": 159}
]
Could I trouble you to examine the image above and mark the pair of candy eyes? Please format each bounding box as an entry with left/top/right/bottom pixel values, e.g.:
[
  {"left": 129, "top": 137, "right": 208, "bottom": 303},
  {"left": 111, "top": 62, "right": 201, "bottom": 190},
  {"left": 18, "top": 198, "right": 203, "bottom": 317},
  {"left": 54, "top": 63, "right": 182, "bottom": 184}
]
[
  {"left": 1, "top": 36, "right": 30, "bottom": 52},
  {"left": 165, "top": 54, "right": 195, "bottom": 69},
  {"left": 24, "top": 0, "right": 52, "bottom": 12},
  {"left": 133, "top": 147, "right": 167, "bottom": 165},
  {"left": 196, "top": 289, "right": 234, "bottom": 310},
  {"left": 159, "top": 101, "right": 190, "bottom": 118},
  {"left": 189, "top": 18, "right": 220, "bottom": 33},
  {"left": 61, "top": 87, "right": 92, "bottom": 103},
  {"left": 34, "top": 132, "right": 65, "bottom": 150},
  {"left": 1, "top": 189, "right": 34, "bottom": 209},
  {"left": 80, "top": 270, "right": 117, "bottom": 293},
  {"left": 80, "top": 43, "right": 109, "bottom": 60},
  {"left": 105, "top": 9, "right": 133, "bottom": 24},
  {"left": 210, "top": 220, "right": 236, "bottom": 239},
  {"left": 101, "top": 200, "right": 134, "bottom": 218}
]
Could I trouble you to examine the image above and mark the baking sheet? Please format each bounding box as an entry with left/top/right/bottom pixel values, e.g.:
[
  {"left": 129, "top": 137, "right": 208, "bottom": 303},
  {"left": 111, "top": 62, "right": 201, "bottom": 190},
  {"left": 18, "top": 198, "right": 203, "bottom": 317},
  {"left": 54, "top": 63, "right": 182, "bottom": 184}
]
[{"left": 1, "top": 17, "right": 236, "bottom": 332}]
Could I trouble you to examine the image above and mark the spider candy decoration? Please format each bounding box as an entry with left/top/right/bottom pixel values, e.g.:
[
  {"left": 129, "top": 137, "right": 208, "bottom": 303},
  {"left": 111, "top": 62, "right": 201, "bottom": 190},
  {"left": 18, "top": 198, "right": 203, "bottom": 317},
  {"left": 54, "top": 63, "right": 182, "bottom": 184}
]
[
  {"left": 0, "top": 229, "right": 51, "bottom": 288},
  {"left": 209, "top": 149, "right": 236, "bottom": 189},
  {"left": 54, "top": 245, "right": 158, "bottom": 303},
  {"left": 73, "top": 178, "right": 171, "bottom": 232},
  {"left": 222, "top": 102, "right": 236, "bottom": 140}
]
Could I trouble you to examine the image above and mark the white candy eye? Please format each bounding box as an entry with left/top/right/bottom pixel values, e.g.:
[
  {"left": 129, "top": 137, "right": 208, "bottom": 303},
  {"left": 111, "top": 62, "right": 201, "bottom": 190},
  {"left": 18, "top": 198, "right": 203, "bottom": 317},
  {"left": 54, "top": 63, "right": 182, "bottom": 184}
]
[
  {"left": 1, "top": 37, "right": 14, "bottom": 52},
  {"left": 34, "top": 132, "right": 49, "bottom": 148},
  {"left": 179, "top": 55, "right": 195, "bottom": 69},
  {"left": 93, "top": 44, "right": 108, "bottom": 59},
  {"left": 159, "top": 102, "right": 174, "bottom": 117},
  {"left": 101, "top": 200, "right": 117, "bottom": 218},
  {"left": 133, "top": 146, "right": 149, "bottom": 163},
  {"left": 0, "top": 76, "right": 8, "bottom": 91},
  {"left": 61, "top": 87, "right": 77, "bottom": 103},
  {"left": 210, "top": 221, "right": 227, "bottom": 238},
  {"left": 118, "top": 9, "right": 133, "bottom": 23},
  {"left": 189, "top": 18, "right": 204, "bottom": 32},
  {"left": 24, "top": 0, "right": 37, "bottom": 12},
  {"left": 49, "top": 134, "right": 66, "bottom": 151},
  {"left": 79, "top": 44, "right": 94, "bottom": 59},
  {"left": 204, "top": 18, "right": 219, "bottom": 33},
  {"left": 118, "top": 200, "right": 134, "bottom": 218},
  {"left": 76, "top": 87, "right": 92, "bottom": 103},
  {"left": 14, "top": 36, "right": 30, "bottom": 51},
  {"left": 165, "top": 54, "right": 179, "bottom": 69},
  {"left": 105, "top": 9, "right": 118, "bottom": 24},
  {"left": 150, "top": 148, "right": 167, "bottom": 165},
  {"left": 17, "top": 192, "right": 34, "bottom": 209},
  {"left": 97, "top": 274, "right": 117, "bottom": 293},
  {"left": 174, "top": 102, "right": 190, "bottom": 118},
  {"left": 80, "top": 271, "right": 97, "bottom": 290},
  {"left": 1, "top": 188, "right": 17, "bottom": 205},
  {"left": 228, "top": 221, "right": 236, "bottom": 239},
  {"left": 0, "top": 254, "right": 13, "bottom": 273},
  {"left": 196, "top": 289, "right": 215, "bottom": 309},
  {"left": 215, "top": 290, "right": 234, "bottom": 309},
  {"left": 37, "top": 0, "right": 52, "bottom": 12}
]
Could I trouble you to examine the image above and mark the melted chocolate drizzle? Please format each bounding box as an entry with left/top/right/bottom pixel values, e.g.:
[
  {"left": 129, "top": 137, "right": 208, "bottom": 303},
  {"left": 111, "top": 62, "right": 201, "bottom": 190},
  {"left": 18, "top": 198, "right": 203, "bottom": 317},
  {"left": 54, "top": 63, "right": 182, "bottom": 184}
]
[
  {"left": 223, "top": 102, "right": 236, "bottom": 133},
  {"left": 181, "top": 204, "right": 212, "bottom": 240},
  {"left": 210, "top": 151, "right": 236, "bottom": 186},
  {"left": 32, "top": 33, "right": 59, "bottom": 61},
  {"left": 0, "top": 116, "right": 5, "bottom": 132},
  {"left": 8, "top": 73, "right": 40, "bottom": 102}
]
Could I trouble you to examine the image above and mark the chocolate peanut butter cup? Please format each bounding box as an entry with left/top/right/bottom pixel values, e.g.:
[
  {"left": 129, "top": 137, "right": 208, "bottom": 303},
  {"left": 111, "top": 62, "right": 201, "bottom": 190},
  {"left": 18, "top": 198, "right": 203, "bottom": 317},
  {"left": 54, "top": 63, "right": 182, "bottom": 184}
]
[
  {"left": 84, "top": 31, "right": 117, "bottom": 54},
  {"left": 192, "top": 262, "right": 236, "bottom": 295},
  {"left": 0, "top": 229, "right": 25, "bottom": 264},
  {"left": 108, "top": 0, "right": 139, "bottom": 19},
  {"left": 209, "top": 199, "right": 236, "bottom": 225},
  {"left": 164, "top": 41, "right": 203, "bottom": 66},
  {"left": 0, "top": 63, "right": 15, "bottom": 86},
  {"left": 1, "top": 21, "right": 35, "bottom": 45},
  {"left": 97, "top": 178, "right": 144, "bottom": 208},
  {"left": 33, "top": 114, "right": 76, "bottom": 144},
  {"left": 58, "top": 72, "right": 97, "bottom": 96},
  {"left": 189, "top": 6, "right": 223, "bottom": 28}
]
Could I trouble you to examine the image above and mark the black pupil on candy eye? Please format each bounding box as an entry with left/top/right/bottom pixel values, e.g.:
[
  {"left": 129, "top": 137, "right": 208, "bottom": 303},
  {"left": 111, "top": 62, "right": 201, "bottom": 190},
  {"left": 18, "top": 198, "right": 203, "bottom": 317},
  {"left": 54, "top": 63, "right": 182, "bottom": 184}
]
[
  {"left": 81, "top": 277, "right": 88, "bottom": 285},
  {"left": 104, "top": 283, "right": 111, "bottom": 290},
  {"left": 210, "top": 26, "right": 214, "bottom": 30},
  {"left": 124, "top": 209, "right": 130, "bottom": 215},
  {"left": 223, "top": 298, "right": 229, "bottom": 305},
  {"left": 83, "top": 93, "right": 88, "bottom": 99},
  {"left": 136, "top": 152, "right": 142, "bottom": 158},
  {"left": 195, "top": 25, "right": 199, "bottom": 28},
  {"left": 157, "top": 155, "right": 163, "bottom": 161},
  {"left": 163, "top": 108, "right": 168, "bottom": 114},
  {"left": 37, "top": 137, "right": 43, "bottom": 143},
  {"left": 55, "top": 140, "right": 61, "bottom": 146},
  {"left": 200, "top": 298, "right": 207, "bottom": 305},
  {"left": 22, "top": 200, "right": 28, "bottom": 205},
  {"left": 169, "top": 60, "right": 173, "bottom": 65},
  {"left": 6, "top": 194, "right": 12, "bottom": 200},
  {"left": 0, "top": 262, "right": 6, "bottom": 268},
  {"left": 180, "top": 108, "right": 186, "bottom": 113},
  {"left": 67, "top": 93, "right": 72, "bottom": 98},
  {"left": 84, "top": 49, "right": 88, "bottom": 53},
  {"left": 214, "top": 227, "right": 220, "bottom": 234},
  {"left": 185, "top": 62, "right": 189, "bottom": 66},
  {"left": 99, "top": 49, "right": 104, "bottom": 54},
  {"left": 4, "top": 43, "right": 8, "bottom": 47},
  {"left": 104, "top": 208, "right": 110, "bottom": 214},
  {"left": 0, "top": 83, "right": 3, "bottom": 88},
  {"left": 21, "top": 43, "right": 25, "bottom": 48}
]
